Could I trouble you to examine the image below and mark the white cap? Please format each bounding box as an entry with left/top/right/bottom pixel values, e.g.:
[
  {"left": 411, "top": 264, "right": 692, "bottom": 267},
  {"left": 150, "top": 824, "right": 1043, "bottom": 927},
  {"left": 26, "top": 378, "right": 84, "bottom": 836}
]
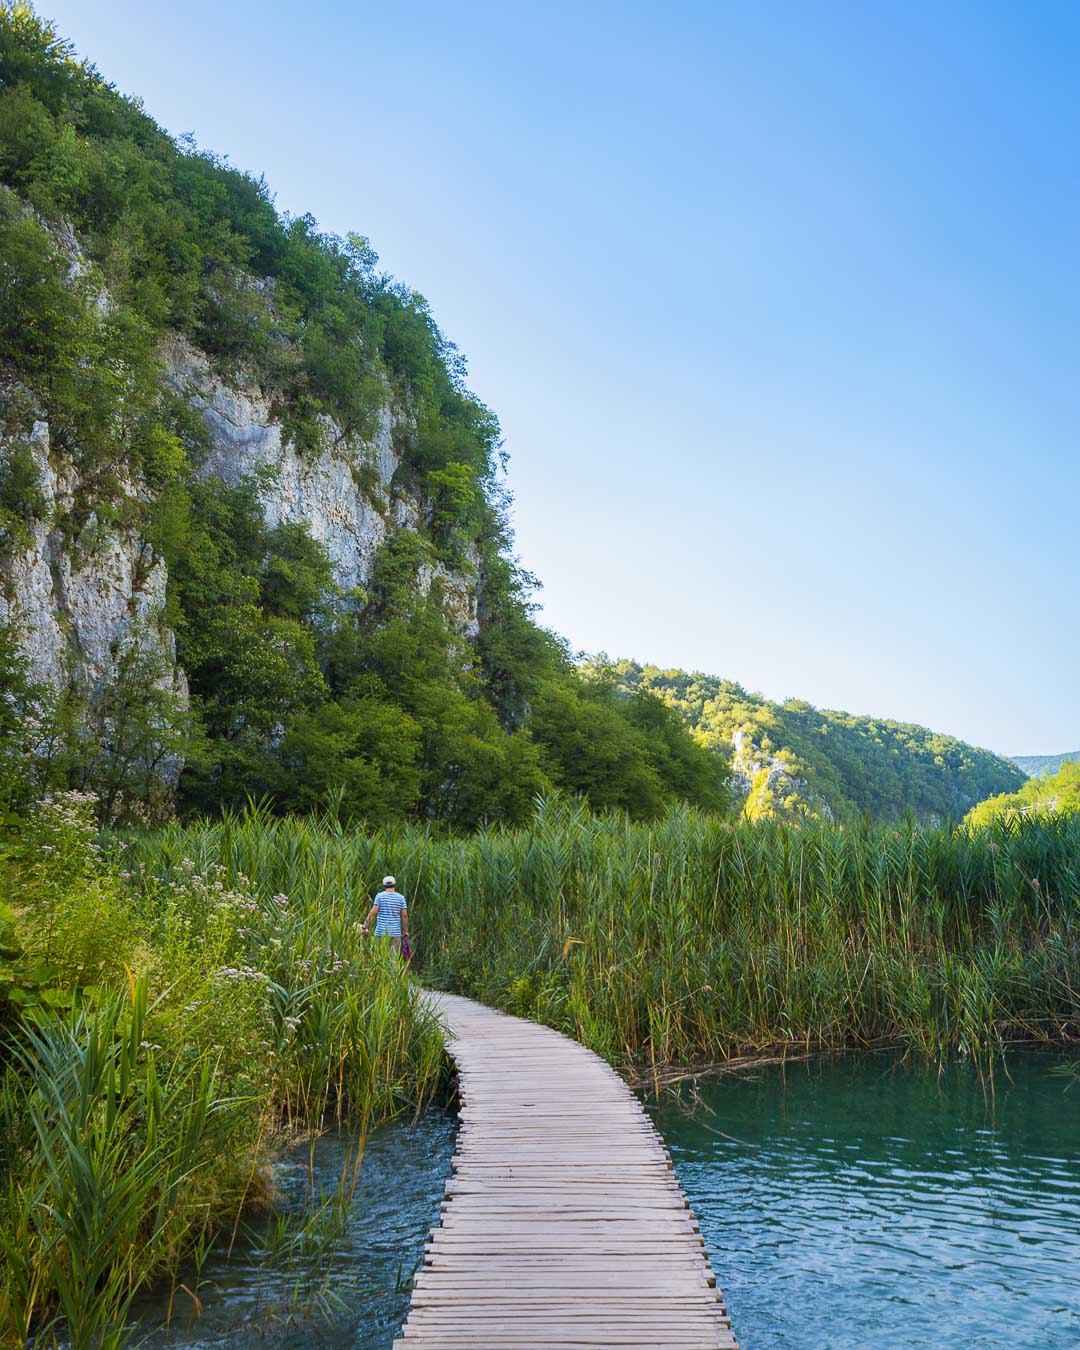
[{"left": 383, "top": 875, "right": 396, "bottom": 886}]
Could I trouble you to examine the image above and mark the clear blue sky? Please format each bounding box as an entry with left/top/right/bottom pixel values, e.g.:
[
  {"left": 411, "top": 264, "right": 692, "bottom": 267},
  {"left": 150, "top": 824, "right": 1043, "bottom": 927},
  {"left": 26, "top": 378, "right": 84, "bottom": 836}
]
[{"left": 45, "top": 0, "right": 1079, "bottom": 755}]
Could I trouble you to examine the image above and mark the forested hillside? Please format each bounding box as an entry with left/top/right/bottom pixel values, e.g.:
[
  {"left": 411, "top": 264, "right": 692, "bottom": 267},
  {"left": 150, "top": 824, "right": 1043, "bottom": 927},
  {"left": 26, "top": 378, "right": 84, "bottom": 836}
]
[
  {"left": 0, "top": 10, "right": 1022, "bottom": 830},
  {"left": 966, "top": 759, "right": 1080, "bottom": 826},
  {"left": 601, "top": 660, "right": 1025, "bottom": 822},
  {"left": 0, "top": 7, "right": 727, "bottom": 826}
]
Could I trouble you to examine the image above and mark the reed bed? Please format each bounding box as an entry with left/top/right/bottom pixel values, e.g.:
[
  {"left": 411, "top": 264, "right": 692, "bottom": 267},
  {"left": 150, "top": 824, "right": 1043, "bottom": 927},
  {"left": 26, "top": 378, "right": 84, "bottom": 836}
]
[
  {"left": 130, "top": 796, "right": 1080, "bottom": 1076},
  {"left": 10, "top": 793, "right": 1071, "bottom": 1342},
  {"left": 0, "top": 793, "right": 445, "bottom": 1347}
]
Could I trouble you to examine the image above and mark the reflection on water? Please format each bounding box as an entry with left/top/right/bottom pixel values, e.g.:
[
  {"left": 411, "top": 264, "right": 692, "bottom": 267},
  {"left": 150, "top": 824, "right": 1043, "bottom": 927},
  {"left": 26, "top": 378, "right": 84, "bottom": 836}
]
[
  {"left": 654, "top": 1052, "right": 1080, "bottom": 1350},
  {"left": 128, "top": 1109, "right": 455, "bottom": 1348}
]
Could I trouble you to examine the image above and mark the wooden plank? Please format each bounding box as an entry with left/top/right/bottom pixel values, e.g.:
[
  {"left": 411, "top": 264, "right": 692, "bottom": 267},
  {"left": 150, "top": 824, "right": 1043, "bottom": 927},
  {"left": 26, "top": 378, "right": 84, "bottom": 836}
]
[{"left": 388, "top": 992, "right": 739, "bottom": 1350}]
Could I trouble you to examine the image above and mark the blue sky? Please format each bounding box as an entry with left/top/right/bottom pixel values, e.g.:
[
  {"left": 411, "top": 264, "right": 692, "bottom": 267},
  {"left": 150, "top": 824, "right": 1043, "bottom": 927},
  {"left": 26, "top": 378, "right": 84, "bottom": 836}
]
[{"left": 46, "top": 1, "right": 1079, "bottom": 754}]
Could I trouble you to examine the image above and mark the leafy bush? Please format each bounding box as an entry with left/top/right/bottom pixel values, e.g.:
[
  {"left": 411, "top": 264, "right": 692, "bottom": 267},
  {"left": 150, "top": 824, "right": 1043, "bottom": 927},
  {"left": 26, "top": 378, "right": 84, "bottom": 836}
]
[{"left": 10, "top": 790, "right": 136, "bottom": 989}]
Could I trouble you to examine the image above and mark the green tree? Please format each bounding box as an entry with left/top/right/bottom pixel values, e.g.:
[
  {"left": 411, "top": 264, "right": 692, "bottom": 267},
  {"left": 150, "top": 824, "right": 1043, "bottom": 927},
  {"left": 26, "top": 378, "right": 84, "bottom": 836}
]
[{"left": 274, "top": 698, "right": 423, "bottom": 821}]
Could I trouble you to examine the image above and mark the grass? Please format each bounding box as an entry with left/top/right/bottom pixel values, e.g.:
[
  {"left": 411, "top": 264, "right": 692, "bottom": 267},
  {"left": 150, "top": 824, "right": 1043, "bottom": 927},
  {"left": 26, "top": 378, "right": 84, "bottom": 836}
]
[
  {"left": 130, "top": 795, "right": 1080, "bottom": 1076},
  {"left": 0, "top": 793, "right": 445, "bottom": 1347},
  {"left": 4, "top": 790, "right": 1078, "bottom": 1344}
]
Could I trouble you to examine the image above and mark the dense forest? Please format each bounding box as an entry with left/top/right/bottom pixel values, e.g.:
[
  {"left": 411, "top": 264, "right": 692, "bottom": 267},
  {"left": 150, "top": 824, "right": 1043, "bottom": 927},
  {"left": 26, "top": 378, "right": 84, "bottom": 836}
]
[{"left": 601, "top": 660, "right": 1025, "bottom": 822}]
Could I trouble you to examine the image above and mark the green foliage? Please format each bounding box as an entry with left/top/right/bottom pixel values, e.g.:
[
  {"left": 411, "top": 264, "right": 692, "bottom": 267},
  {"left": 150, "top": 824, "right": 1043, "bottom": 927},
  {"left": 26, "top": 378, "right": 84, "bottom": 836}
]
[
  {"left": 55, "top": 646, "right": 203, "bottom": 825},
  {"left": 5, "top": 790, "right": 135, "bottom": 992},
  {"left": 160, "top": 487, "right": 725, "bottom": 826},
  {"left": 323, "top": 540, "right": 548, "bottom": 828},
  {"left": 966, "top": 758, "right": 1080, "bottom": 826},
  {"left": 0, "top": 623, "right": 49, "bottom": 816},
  {"left": 604, "top": 659, "right": 1025, "bottom": 822},
  {"left": 528, "top": 678, "right": 728, "bottom": 818},
  {"left": 274, "top": 698, "right": 424, "bottom": 820},
  {"left": 0, "top": 437, "right": 46, "bottom": 557},
  {"left": 0, "top": 621, "right": 201, "bottom": 829},
  {"left": 130, "top": 802, "right": 1080, "bottom": 1073},
  {"left": 0, "top": 791, "right": 445, "bottom": 1343},
  {"left": 0, "top": 187, "right": 179, "bottom": 520}
]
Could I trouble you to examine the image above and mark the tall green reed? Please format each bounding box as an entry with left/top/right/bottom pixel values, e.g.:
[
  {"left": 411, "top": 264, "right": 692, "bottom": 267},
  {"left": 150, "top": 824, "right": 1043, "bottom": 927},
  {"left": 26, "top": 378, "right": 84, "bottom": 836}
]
[
  {"left": 0, "top": 977, "right": 242, "bottom": 1347},
  {"left": 129, "top": 796, "right": 1080, "bottom": 1069},
  {"left": 1, "top": 793, "right": 446, "bottom": 1347}
]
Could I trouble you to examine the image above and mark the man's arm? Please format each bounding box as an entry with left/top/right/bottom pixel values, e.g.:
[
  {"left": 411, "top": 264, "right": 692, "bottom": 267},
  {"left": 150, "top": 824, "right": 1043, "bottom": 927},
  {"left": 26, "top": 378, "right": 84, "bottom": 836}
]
[
  {"left": 401, "top": 901, "right": 409, "bottom": 938},
  {"left": 359, "top": 902, "right": 379, "bottom": 933}
]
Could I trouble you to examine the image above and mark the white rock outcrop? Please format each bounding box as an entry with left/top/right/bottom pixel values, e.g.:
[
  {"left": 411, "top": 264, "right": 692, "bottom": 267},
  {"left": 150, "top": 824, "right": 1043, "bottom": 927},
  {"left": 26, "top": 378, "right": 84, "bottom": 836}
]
[
  {"left": 0, "top": 419, "right": 183, "bottom": 700},
  {"left": 1, "top": 338, "right": 480, "bottom": 707},
  {"left": 165, "top": 337, "right": 479, "bottom": 634}
]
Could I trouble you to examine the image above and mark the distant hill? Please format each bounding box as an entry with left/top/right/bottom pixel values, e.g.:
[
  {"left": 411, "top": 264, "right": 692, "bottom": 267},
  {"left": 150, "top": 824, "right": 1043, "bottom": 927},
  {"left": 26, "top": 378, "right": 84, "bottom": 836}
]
[
  {"left": 600, "top": 660, "right": 1026, "bottom": 823},
  {"left": 1010, "top": 752, "right": 1080, "bottom": 780},
  {"left": 967, "top": 758, "right": 1080, "bottom": 826}
]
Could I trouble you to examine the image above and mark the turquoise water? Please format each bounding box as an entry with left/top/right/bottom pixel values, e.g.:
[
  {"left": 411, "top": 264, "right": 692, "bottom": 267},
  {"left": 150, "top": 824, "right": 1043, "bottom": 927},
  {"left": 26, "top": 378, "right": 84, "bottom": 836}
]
[
  {"left": 653, "top": 1052, "right": 1080, "bottom": 1349},
  {"left": 127, "top": 1109, "right": 455, "bottom": 1348}
]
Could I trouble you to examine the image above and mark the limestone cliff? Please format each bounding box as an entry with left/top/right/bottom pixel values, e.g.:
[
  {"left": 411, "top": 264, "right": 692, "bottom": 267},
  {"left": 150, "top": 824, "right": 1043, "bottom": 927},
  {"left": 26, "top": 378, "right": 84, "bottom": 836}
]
[
  {"left": 0, "top": 414, "right": 181, "bottom": 698},
  {"left": 728, "top": 726, "right": 834, "bottom": 822},
  {"left": 0, "top": 308, "right": 478, "bottom": 706}
]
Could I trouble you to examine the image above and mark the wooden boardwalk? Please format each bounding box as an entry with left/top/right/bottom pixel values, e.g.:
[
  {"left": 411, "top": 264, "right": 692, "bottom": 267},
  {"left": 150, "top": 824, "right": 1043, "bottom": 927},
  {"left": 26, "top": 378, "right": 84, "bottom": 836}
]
[{"left": 393, "top": 992, "right": 739, "bottom": 1350}]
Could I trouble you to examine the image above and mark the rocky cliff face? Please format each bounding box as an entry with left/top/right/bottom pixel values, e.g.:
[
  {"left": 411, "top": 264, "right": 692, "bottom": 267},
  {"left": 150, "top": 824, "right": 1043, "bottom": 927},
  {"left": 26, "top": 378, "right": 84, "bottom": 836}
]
[
  {"left": 0, "top": 415, "right": 183, "bottom": 700},
  {"left": 0, "top": 331, "right": 478, "bottom": 705},
  {"left": 729, "top": 726, "right": 835, "bottom": 822},
  {"left": 164, "top": 337, "right": 479, "bottom": 632}
]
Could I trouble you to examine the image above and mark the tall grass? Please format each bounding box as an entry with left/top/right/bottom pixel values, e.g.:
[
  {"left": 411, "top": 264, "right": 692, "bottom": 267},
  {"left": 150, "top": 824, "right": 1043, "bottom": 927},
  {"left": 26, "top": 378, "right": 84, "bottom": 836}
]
[
  {"left": 129, "top": 796, "right": 1080, "bottom": 1071},
  {"left": 0, "top": 979, "right": 240, "bottom": 1348},
  {"left": 0, "top": 794, "right": 445, "bottom": 1346}
]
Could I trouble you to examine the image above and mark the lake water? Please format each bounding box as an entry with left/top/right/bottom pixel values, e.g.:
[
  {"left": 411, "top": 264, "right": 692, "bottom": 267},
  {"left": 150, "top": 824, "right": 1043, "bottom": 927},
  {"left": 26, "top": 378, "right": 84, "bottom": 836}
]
[
  {"left": 653, "top": 1051, "right": 1080, "bottom": 1349},
  {"left": 128, "top": 1053, "right": 1079, "bottom": 1350},
  {"left": 127, "top": 1109, "right": 455, "bottom": 1348}
]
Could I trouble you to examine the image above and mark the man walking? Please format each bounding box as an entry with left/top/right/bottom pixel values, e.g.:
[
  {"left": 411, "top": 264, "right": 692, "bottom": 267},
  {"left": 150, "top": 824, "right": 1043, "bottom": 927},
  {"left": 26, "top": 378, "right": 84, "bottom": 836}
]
[{"left": 360, "top": 875, "right": 409, "bottom": 956}]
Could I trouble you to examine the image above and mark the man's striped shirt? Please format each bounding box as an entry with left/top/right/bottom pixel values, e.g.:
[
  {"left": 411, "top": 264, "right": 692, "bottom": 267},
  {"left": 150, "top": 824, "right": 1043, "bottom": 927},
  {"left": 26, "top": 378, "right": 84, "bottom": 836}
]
[{"left": 372, "top": 889, "right": 407, "bottom": 937}]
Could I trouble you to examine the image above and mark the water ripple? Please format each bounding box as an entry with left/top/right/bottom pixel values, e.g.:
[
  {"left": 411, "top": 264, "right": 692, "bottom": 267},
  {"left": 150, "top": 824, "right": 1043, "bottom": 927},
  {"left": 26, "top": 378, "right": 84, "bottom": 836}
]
[
  {"left": 128, "top": 1109, "right": 456, "bottom": 1349},
  {"left": 656, "top": 1052, "right": 1080, "bottom": 1350}
]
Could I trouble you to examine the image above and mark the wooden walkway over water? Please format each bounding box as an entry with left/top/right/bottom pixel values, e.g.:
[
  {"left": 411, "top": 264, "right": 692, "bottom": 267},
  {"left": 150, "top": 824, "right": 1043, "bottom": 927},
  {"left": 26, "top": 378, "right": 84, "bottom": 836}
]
[{"left": 393, "top": 992, "right": 739, "bottom": 1350}]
